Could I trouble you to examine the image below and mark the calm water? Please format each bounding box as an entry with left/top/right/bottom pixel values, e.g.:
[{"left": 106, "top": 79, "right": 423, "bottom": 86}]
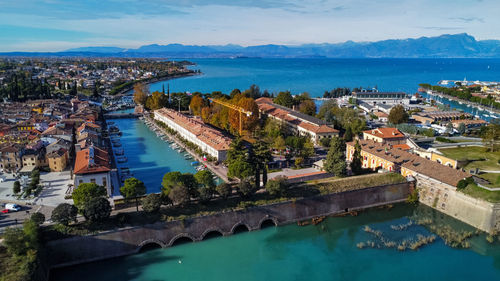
[
  {"left": 68, "top": 58, "right": 500, "bottom": 280},
  {"left": 50, "top": 204, "right": 500, "bottom": 281},
  {"left": 108, "top": 116, "right": 196, "bottom": 195},
  {"left": 149, "top": 58, "right": 500, "bottom": 120}
]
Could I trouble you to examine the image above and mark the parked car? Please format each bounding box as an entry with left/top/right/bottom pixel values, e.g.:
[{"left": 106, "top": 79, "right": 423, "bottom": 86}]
[
  {"left": 5, "top": 203, "right": 21, "bottom": 212},
  {"left": 1, "top": 209, "right": 9, "bottom": 213}
]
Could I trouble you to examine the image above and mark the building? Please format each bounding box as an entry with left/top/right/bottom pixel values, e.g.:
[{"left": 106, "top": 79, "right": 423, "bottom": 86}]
[
  {"left": 74, "top": 146, "right": 112, "bottom": 195},
  {"left": 21, "top": 148, "right": 46, "bottom": 170},
  {"left": 451, "top": 119, "right": 488, "bottom": 129},
  {"left": 362, "top": 127, "right": 406, "bottom": 145},
  {"left": 154, "top": 108, "right": 232, "bottom": 161},
  {"left": 47, "top": 148, "right": 69, "bottom": 172},
  {"left": 412, "top": 111, "right": 472, "bottom": 124},
  {"left": 255, "top": 97, "right": 339, "bottom": 145},
  {"left": 0, "top": 144, "right": 24, "bottom": 173},
  {"left": 346, "top": 140, "right": 470, "bottom": 186},
  {"left": 352, "top": 91, "right": 409, "bottom": 105}
]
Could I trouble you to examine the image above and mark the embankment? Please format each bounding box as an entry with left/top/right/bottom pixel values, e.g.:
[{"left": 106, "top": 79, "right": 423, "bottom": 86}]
[{"left": 44, "top": 181, "right": 411, "bottom": 271}]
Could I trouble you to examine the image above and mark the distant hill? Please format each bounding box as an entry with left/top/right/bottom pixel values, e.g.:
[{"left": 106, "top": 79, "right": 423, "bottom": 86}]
[{"left": 3, "top": 33, "right": 500, "bottom": 58}]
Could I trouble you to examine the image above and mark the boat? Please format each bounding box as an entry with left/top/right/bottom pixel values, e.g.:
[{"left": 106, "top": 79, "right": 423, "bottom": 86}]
[
  {"left": 112, "top": 142, "right": 122, "bottom": 147},
  {"left": 117, "top": 156, "right": 127, "bottom": 163},
  {"left": 191, "top": 161, "right": 199, "bottom": 166}
]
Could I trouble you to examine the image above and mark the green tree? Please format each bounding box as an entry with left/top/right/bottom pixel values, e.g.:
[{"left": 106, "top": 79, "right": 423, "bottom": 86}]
[
  {"left": 168, "top": 185, "right": 190, "bottom": 206},
  {"left": 141, "top": 193, "right": 162, "bottom": 213},
  {"left": 265, "top": 176, "right": 288, "bottom": 197},
  {"left": 274, "top": 91, "right": 294, "bottom": 108},
  {"left": 350, "top": 140, "right": 363, "bottom": 175},
  {"left": 237, "top": 179, "right": 255, "bottom": 198},
  {"left": 273, "top": 135, "right": 286, "bottom": 154},
  {"left": 481, "top": 123, "right": 500, "bottom": 152},
  {"left": 458, "top": 122, "right": 466, "bottom": 135},
  {"left": 253, "top": 139, "right": 273, "bottom": 187},
  {"left": 120, "top": 177, "right": 147, "bottom": 212},
  {"left": 161, "top": 171, "right": 183, "bottom": 196},
  {"left": 198, "top": 187, "right": 214, "bottom": 203},
  {"left": 51, "top": 203, "right": 78, "bottom": 226},
  {"left": 344, "top": 127, "right": 353, "bottom": 142},
  {"left": 324, "top": 137, "right": 347, "bottom": 177},
  {"left": 30, "top": 212, "right": 45, "bottom": 226},
  {"left": 228, "top": 159, "right": 254, "bottom": 180},
  {"left": 194, "top": 170, "right": 216, "bottom": 189},
  {"left": 216, "top": 183, "right": 232, "bottom": 199},
  {"left": 72, "top": 183, "right": 107, "bottom": 211},
  {"left": 388, "top": 105, "right": 409, "bottom": 124},
  {"left": 13, "top": 180, "right": 21, "bottom": 194},
  {"left": 82, "top": 197, "right": 112, "bottom": 222}
]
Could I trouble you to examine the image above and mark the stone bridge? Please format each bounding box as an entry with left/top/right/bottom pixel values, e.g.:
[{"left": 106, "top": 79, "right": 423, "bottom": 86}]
[{"left": 45, "top": 182, "right": 412, "bottom": 269}]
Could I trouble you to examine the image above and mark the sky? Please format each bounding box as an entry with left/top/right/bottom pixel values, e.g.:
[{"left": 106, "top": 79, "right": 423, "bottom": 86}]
[{"left": 0, "top": 0, "right": 499, "bottom": 52}]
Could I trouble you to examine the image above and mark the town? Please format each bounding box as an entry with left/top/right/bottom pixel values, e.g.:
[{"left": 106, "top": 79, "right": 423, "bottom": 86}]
[{"left": 0, "top": 58, "right": 499, "bottom": 280}]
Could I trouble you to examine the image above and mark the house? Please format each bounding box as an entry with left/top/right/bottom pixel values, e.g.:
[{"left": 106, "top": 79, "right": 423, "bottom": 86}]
[
  {"left": 22, "top": 148, "right": 46, "bottom": 170},
  {"left": 0, "top": 144, "right": 24, "bottom": 173},
  {"left": 47, "top": 148, "right": 69, "bottom": 172},
  {"left": 255, "top": 97, "right": 339, "bottom": 145},
  {"left": 362, "top": 127, "right": 406, "bottom": 145},
  {"left": 73, "top": 146, "right": 112, "bottom": 196}
]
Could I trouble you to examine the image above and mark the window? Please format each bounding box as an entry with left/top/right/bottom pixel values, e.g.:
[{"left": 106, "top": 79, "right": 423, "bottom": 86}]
[
  {"left": 102, "top": 177, "right": 107, "bottom": 187},
  {"left": 79, "top": 180, "right": 83, "bottom": 185},
  {"left": 90, "top": 178, "right": 96, "bottom": 184}
]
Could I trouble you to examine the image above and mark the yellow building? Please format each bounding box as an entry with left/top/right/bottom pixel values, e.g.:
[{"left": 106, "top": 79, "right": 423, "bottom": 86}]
[{"left": 46, "top": 148, "right": 68, "bottom": 172}]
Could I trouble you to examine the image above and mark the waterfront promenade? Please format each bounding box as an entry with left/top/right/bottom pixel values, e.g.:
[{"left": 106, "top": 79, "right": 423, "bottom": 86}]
[{"left": 143, "top": 114, "right": 230, "bottom": 182}]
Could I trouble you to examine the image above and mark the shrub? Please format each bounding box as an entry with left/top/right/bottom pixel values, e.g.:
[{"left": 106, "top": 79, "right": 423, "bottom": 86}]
[
  {"left": 237, "top": 180, "right": 255, "bottom": 198},
  {"left": 216, "top": 183, "right": 232, "bottom": 199},
  {"left": 51, "top": 203, "right": 78, "bottom": 226},
  {"left": 141, "top": 193, "right": 162, "bottom": 213},
  {"left": 30, "top": 212, "right": 45, "bottom": 225},
  {"left": 457, "top": 177, "right": 474, "bottom": 189},
  {"left": 13, "top": 180, "right": 21, "bottom": 194},
  {"left": 265, "top": 176, "right": 288, "bottom": 197},
  {"left": 82, "top": 197, "right": 112, "bottom": 222},
  {"left": 116, "top": 212, "right": 131, "bottom": 225}
]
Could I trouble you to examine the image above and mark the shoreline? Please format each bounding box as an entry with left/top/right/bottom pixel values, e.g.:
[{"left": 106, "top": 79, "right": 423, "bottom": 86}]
[
  {"left": 113, "top": 71, "right": 200, "bottom": 97},
  {"left": 424, "top": 89, "right": 500, "bottom": 115}
]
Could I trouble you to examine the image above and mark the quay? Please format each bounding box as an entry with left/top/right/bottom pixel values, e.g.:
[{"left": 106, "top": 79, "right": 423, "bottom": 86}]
[
  {"left": 104, "top": 113, "right": 143, "bottom": 119},
  {"left": 142, "top": 114, "right": 230, "bottom": 182}
]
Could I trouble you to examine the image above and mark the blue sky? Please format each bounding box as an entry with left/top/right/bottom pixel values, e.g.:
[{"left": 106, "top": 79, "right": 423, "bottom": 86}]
[{"left": 0, "top": 0, "right": 498, "bottom": 52}]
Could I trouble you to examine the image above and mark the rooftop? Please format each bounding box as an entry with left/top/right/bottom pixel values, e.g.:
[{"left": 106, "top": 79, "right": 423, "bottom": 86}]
[{"left": 363, "top": 127, "right": 405, "bottom": 139}]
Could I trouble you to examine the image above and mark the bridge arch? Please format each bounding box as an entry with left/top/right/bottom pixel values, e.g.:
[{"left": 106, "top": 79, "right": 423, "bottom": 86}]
[
  {"left": 169, "top": 233, "right": 196, "bottom": 247},
  {"left": 259, "top": 216, "right": 278, "bottom": 229},
  {"left": 137, "top": 239, "right": 166, "bottom": 252},
  {"left": 231, "top": 222, "right": 251, "bottom": 234},
  {"left": 200, "top": 228, "right": 225, "bottom": 240}
]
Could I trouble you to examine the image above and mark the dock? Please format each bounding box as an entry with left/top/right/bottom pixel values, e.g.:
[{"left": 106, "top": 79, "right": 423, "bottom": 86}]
[{"left": 104, "top": 113, "right": 143, "bottom": 119}]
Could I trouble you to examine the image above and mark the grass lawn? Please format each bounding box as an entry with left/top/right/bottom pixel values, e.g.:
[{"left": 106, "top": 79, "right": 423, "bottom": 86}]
[
  {"left": 439, "top": 146, "right": 500, "bottom": 171},
  {"left": 478, "top": 173, "right": 500, "bottom": 188},
  {"left": 307, "top": 172, "right": 407, "bottom": 194},
  {"left": 460, "top": 183, "right": 500, "bottom": 203}
]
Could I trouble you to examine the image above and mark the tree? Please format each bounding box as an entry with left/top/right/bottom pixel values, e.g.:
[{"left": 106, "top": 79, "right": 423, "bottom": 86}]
[
  {"left": 13, "top": 180, "right": 21, "bottom": 194},
  {"left": 274, "top": 91, "right": 294, "bottom": 108},
  {"left": 82, "top": 197, "right": 111, "bottom": 222},
  {"left": 30, "top": 212, "right": 45, "bottom": 226},
  {"left": 189, "top": 95, "right": 204, "bottom": 116},
  {"left": 194, "top": 170, "right": 216, "bottom": 189},
  {"left": 133, "top": 83, "right": 149, "bottom": 105},
  {"left": 299, "top": 99, "right": 316, "bottom": 116},
  {"left": 51, "top": 203, "right": 77, "bottom": 226},
  {"left": 324, "top": 137, "right": 347, "bottom": 177},
  {"left": 72, "top": 183, "right": 107, "bottom": 211},
  {"left": 350, "top": 140, "right": 363, "bottom": 175},
  {"left": 146, "top": 91, "right": 168, "bottom": 110},
  {"left": 481, "top": 123, "right": 500, "bottom": 152},
  {"left": 273, "top": 136, "right": 286, "bottom": 154},
  {"left": 161, "top": 171, "right": 183, "bottom": 196},
  {"left": 120, "top": 177, "right": 147, "bottom": 212},
  {"left": 237, "top": 179, "right": 255, "bottom": 198},
  {"left": 228, "top": 158, "right": 255, "bottom": 180},
  {"left": 141, "top": 193, "right": 162, "bottom": 213},
  {"left": 458, "top": 122, "right": 466, "bottom": 135},
  {"left": 265, "top": 176, "right": 288, "bottom": 197},
  {"left": 228, "top": 97, "right": 259, "bottom": 134},
  {"left": 168, "top": 185, "right": 190, "bottom": 206},
  {"left": 388, "top": 105, "right": 409, "bottom": 124},
  {"left": 344, "top": 127, "right": 353, "bottom": 142},
  {"left": 253, "top": 139, "right": 273, "bottom": 187},
  {"left": 3, "top": 219, "right": 39, "bottom": 257},
  {"left": 216, "top": 183, "right": 232, "bottom": 199},
  {"left": 198, "top": 187, "right": 214, "bottom": 203}
]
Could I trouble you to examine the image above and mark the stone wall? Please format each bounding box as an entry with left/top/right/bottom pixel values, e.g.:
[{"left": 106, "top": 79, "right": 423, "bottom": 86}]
[
  {"left": 417, "top": 175, "right": 500, "bottom": 233},
  {"left": 44, "top": 182, "right": 411, "bottom": 271}
]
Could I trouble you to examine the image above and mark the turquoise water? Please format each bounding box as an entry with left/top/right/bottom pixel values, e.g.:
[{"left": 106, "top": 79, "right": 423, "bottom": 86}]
[
  {"left": 109, "top": 116, "right": 196, "bottom": 195},
  {"left": 50, "top": 205, "right": 500, "bottom": 281}
]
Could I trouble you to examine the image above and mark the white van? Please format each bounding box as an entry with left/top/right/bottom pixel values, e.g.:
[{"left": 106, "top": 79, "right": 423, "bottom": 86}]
[{"left": 5, "top": 203, "right": 21, "bottom": 212}]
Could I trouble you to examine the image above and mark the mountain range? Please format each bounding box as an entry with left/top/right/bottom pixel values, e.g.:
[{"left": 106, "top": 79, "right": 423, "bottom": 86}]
[{"left": 3, "top": 33, "right": 500, "bottom": 58}]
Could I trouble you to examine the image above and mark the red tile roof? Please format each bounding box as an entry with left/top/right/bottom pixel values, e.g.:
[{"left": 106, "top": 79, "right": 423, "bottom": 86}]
[
  {"left": 363, "top": 128, "right": 405, "bottom": 139},
  {"left": 74, "top": 146, "right": 111, "bottom": 175}
]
